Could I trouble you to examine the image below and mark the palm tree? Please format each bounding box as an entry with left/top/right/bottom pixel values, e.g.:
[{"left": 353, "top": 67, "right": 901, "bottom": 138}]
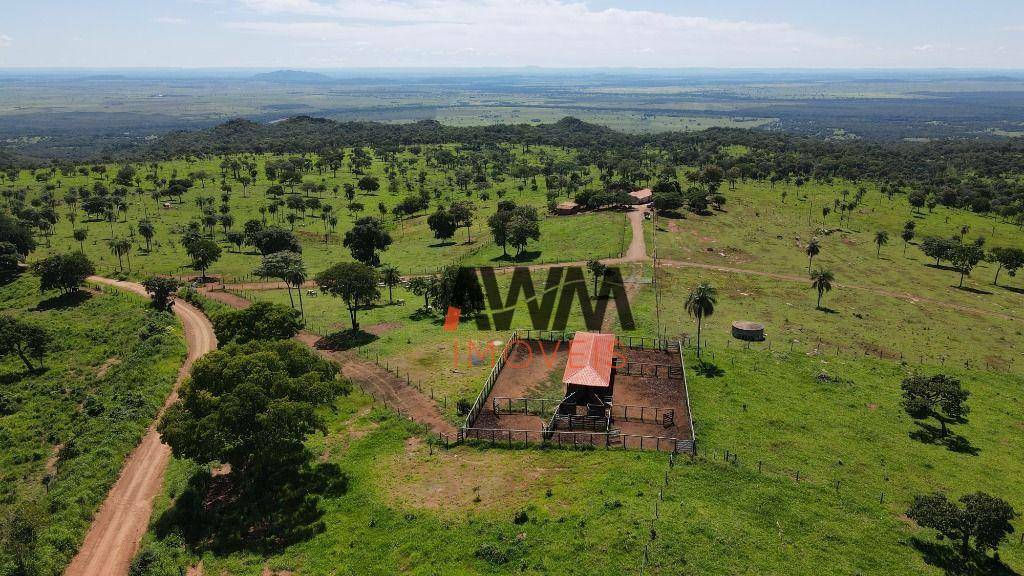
[
  {"left": 805, "top": 239, "right": 820, "bottom": 272},
  {"left": 137, "top": 219, "right": 155, "bottom": 252},
  {"left": 684, "top": 282, "right": 717, "bottom": 358},
  {"left": 810, "top": 269, "right": 835, "bottom": 310},
  {"left": 73, "top": 228, "right": 88, "bottom": 253},
  {"left": 901, "top": 228, "right": 915, "bottom": 255},
  {"left": 285, "top": 262, "right": 307, "bottom": 319},
  {"left": 381, "top": 265, "right": 401, "bottom": 304},
  {"left": 874, "top": 230, "right": 889, "bottom": 257},
  {"left": 108, "top": 238, "right": 132, "bottom": 272}
]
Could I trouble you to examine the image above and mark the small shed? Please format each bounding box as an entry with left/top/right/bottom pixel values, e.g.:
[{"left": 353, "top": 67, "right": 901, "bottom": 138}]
[
  {"left": 555, "top": 201, "right": 579, "bottom": 215},
  {"left": 731, "top": 321, "right": 766, "bottom": 342},
  {"left": 629, "top": 188, "right": 653, "bottom": 205},
  {"left": 563, "top": 332, "right": 617, "bottom": 398}
]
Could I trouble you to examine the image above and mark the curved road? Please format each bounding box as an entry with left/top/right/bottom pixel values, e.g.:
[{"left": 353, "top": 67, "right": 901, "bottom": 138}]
[{"left": 65, "top": 277, "right": 217, "bottom": 576}]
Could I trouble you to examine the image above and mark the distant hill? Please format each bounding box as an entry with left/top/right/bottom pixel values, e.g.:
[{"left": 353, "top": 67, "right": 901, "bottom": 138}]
[
  {"left": 144, "top": 116, "right": 639, "bottom": 158},
  {"left": 250, "top": 70, "right": 336, "bottom": 84}
]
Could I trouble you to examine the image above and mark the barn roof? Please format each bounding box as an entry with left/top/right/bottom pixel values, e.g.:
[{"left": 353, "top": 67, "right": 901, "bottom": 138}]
[{"left": 563, "top": 332, "right": 616, "bottom": 388}]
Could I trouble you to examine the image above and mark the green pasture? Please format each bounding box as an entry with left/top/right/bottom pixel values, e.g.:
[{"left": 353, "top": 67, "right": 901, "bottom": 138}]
[{"left": 0, "top": 274, "right": 185, "bottom": 575}]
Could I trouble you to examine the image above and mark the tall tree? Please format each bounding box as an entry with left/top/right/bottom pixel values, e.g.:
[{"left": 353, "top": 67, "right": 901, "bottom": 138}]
[
  {"left": 343, "top": 217, "right": 392, "bottom": 266},
  {"left": 684, "top": 282, "right": 717, "bottom": 358},
  {"left": 137, "top": 218, "right": 155, "bottom": 252},
  {"left": 949, "top": 243, "right": 984, "bottom": 288},
  {"left": 810, "top": 269, "right": 834, "bottom": 310},
  {"left": 874, "top": 230, "right": 889, "bottom": 257},
  {"left": 73, "top": 228, "right": 88, "bottom": 253},
  {"left": 805, "top": 238, "right": 820, "bottom": 272},
  {"left": 184, "top": 237, "right": 221, "bottom": 282},
  {"left": 901, "top": 227, "right": 915, "bottom": 256},
  {"left": 380, "top": 265, "right": 401, "bottom": 304},
  {"left": 315, "top": 262, "right": 379, "bottom": 330},
  {"left": 988, "top": 246, "right": 1024, "bottom": 286}
]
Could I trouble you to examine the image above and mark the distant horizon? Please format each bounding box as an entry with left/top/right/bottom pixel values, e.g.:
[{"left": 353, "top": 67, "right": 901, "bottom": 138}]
[{"left": 4, "top": 1, "right": 1024, "bottom": 69}]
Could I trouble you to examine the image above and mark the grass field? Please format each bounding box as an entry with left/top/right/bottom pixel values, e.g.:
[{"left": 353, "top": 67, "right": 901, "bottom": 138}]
[
  {"left": 137, "top": 337, "right": 1024, "bottom": 575},
  {"left": 0, "top": 273, "right": 185, "bottom": 575},
  {"left": 8, "top": 144, "right": 1024, "bottom": 575},
  {"left": 648, "top": 176, "right": 1024, "bottom": 320}
]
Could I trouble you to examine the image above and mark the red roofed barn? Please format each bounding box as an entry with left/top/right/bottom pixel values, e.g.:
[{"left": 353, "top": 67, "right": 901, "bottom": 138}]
[{"left": 563, "top": 332, "right": 617, "bottom": 398}]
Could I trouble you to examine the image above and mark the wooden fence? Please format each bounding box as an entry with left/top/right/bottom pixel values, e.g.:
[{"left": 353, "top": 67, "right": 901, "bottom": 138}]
[
  {"left": 609, "top": 404, "right": 675, "bottom": 426},
  {"left": 550, "top": 413, "right": 611, "bottom": 431},
  {"left": 458, "top": 427, "right": 696, "bottom": 454},
  {"left": 491, "top": 396, "right": 562, "bottom": 417},
  {"left": 463, "top": 330, "right": 520, "bottom": 428},
  {"left": 613, "top": 361, "right": 684, "bottom": 379}
]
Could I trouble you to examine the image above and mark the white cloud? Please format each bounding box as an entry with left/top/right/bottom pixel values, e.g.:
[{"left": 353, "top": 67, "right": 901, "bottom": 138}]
[
  {"left": 0, "top": 34, "right": 11, "bottom": 48},
  {"left": 225, "top": 0, "right": 860, "bottom": 67},
  {"left": 154, "top": 16, "right": 190, "bottom": 24},
  {"left": 913, "top": 44, "right": 935, "bottom": 52}
]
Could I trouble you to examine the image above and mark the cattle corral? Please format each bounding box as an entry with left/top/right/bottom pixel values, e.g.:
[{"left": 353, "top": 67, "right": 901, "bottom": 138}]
[{"left": 463, "top": 331, "right": 696, "bottom": 454}]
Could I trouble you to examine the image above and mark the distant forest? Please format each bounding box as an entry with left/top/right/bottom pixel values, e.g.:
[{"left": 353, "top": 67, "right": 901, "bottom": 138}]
[{"left": 3, "top": 116, "right": 1024, "bottom": 218}]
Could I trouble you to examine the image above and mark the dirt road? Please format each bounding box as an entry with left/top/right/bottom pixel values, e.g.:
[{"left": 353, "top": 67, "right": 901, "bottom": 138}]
[
  {"left": 201, "top": 288, "right": 456, "bottom": 436},
  {"left": 65, "top": 278, "right": 217, "bottom": 576}
]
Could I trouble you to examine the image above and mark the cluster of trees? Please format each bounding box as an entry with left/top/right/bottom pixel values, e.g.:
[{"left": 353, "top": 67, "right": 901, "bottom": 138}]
[
  {"left": 487, "top": 201, "right": 540, "bottom": 258},
  {"left": 919, "top": 235, "right": 995, "bottom": 288},
  {"left": 426, "top": 201, "right": 475, "bottom": 244}
]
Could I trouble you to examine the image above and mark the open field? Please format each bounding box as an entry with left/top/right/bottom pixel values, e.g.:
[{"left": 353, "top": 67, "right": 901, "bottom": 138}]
[
  {"left": 136, "top": 337, "right": 1024, "bottom": 575},
  {"left": 0, "top": 274, "right": 185, "bottom": 575},
  {"left": 3, "top": 123, "right": 1023, "bottom": 575}
]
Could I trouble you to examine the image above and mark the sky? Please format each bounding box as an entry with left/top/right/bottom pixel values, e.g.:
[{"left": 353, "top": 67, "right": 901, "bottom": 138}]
[{"left": 2, "top": 0, "right": 1023, "bottom": 69}]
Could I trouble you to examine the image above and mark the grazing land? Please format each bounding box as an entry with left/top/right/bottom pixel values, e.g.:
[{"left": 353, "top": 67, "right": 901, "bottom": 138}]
[
  {"left": 2, "top": 114, "right": 1023, "bottom": 575},
  {"left": 0, "top": 274, "right": 185, "bottom": 575}
]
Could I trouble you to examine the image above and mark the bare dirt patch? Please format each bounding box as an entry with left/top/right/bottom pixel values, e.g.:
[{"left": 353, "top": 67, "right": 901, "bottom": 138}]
[
  {"left": 380, "top": 450, "right": 568, "bottom": 514},
  {"left": 364, "top": 321, "right": 403, "bottom": 336},
  {"left": 96, "top": 357, "right": 121, "bottom": 378}
]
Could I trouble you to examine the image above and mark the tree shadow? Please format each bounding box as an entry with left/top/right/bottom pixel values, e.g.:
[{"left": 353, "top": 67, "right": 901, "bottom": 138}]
[
  {"left": 999, "top": 284, "right": 1024, "bottom": 295},
  {"left": 410, "top": 308, "right": 437, "bottom": 321},
  {"left": 32, "top": 290, "right": 92, "bottom": 311},
  {"left": 0, "top": 366, "right": 48, "bottom": 385},
  {"left": 910, "top": 538, "right": 1018, "bottom": 576},
  {"left": 0, "top": 270, "right": 22, "bottom": 288},
  {"left": 490, "top": 250, "right": 542, "bottom": 263},
  {"left": 655, "top": 209, "right": 685, "bottom": 219},
  {"left": 926, "top": 263, "right": 960, "bottom": 272},
  {"left": 909, "top": 421, "right": 979, "bottom": 455},
  {"left": 693, "top": 361, "right": 725, "bottom": 378},
  {"left": 153, "top": 462, "right": 348, "bottom": 555},
  {"left": 313, "top": 329, "right": 379, "bottom": 351},
  {"left": 815, "top": 306, "right": 839, "bottom": 315},
  {"left": 954, "top": 285, "right": 993, "bottom": 295},
  {"left": 428, "top": 240, "right": 457, "bottom": 248}
]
